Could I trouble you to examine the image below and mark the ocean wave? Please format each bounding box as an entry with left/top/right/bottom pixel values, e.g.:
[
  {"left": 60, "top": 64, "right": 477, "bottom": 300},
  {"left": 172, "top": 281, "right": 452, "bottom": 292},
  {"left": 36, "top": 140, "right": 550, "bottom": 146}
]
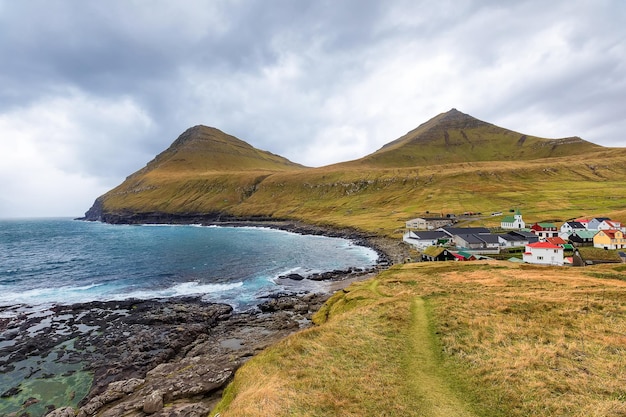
[
  {"left": 0, "top": 282, "right": 107, "bottom": 307},
  {"left": 108, "top": 281, "right": 245, "bottom": 301}
]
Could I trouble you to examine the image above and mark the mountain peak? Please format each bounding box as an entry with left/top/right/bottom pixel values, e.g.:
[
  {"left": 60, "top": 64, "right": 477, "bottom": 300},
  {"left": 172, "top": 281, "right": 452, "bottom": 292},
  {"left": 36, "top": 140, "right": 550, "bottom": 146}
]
[
  {"left": 424, "top": 108, "right": 489, "bottom": 130},
  {"left": 168, "top": 125, "right": 253, "bottom": 151},
  {"left": 131, "top": 125, "right": 304, "bottom": 176},
  {"left": 343, "top": 109, "right": 601, "bottom": 168}
]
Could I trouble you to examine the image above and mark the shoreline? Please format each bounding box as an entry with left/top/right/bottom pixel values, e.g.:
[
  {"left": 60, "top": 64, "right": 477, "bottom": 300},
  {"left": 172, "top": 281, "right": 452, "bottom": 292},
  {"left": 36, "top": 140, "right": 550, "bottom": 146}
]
[
  {"left": 2, "top": 218, "right": 410, "bottom": 417},
  {"left": 79, "top": 214, "right": 409, "bottom": 265}
]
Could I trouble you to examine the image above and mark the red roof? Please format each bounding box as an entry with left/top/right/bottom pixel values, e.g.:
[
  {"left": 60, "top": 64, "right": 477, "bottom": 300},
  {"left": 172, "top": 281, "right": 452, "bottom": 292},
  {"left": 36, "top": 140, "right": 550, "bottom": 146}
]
[
  {"left": 574, "top": 218, "right": 589, "bottom": 223},
  {"left": 600, "top": 230, "right": 620, "bottom": 238},
  {"left": 546, "top": 237, "right": 567, "bottom": 245},
  {"left": 527, "top": 242, "right": 562, "bottom": 250}
]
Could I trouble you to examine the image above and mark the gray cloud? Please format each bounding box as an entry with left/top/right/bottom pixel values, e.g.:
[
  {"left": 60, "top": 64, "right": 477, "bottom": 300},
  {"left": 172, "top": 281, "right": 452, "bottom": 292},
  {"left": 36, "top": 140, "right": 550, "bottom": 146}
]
[{"left": 0, "top": 0, "right": 625, "bottom": 217}]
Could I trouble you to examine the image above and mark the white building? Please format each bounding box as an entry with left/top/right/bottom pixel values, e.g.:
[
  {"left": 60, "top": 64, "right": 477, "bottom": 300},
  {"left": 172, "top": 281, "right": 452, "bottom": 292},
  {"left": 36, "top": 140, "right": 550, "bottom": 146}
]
[
  {"left": 597, "top": 219, "right": 623, "bottom": 231},
  {"left": 405, "top": 217, "right": 453, "bottom": 230},
  {"left": 587, "top": 217, "right": 610, "bottom": 231},
  {"left": 500, "top": 210, "right": 525, "bottom": 230},
  {"left": 560, "top": 221, "right": 587, "bottom": 240},
  {"left": 402, "top": 231, "right": 450, "bottom": 249},
  {"left": 523, "top": 242, "right": 564, "bottom": 266}
]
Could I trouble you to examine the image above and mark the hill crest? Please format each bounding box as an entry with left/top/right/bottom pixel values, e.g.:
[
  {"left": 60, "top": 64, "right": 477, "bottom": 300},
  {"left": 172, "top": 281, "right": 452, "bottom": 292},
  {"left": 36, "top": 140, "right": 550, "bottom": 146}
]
[
  {"left": 133, "top": 124, "right": 305, "bottom": 176},
  {"left": 343, "top": 108, "right": 601, "bottom": 168}
]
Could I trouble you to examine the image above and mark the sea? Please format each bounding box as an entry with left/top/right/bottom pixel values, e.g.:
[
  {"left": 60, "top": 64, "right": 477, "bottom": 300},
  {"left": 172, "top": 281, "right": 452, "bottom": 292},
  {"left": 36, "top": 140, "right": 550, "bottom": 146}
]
[
  {"left": 0, "top": 218, "right": 379, "bottom": 315},
  {"left": 0, "top": 218, "right": 379, "bottom": 415}
]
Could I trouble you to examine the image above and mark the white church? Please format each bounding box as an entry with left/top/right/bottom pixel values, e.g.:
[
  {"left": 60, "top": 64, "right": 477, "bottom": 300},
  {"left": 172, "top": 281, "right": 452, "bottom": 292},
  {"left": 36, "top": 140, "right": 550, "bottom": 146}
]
[{"left": 501, "top": 210, "right": 525, "bottom": 229}]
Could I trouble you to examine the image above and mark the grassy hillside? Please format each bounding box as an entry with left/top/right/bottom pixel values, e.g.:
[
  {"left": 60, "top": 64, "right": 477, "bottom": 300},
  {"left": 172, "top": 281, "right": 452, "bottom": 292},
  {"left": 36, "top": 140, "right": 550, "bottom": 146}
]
[
  {"left": 97, "top": 125, "right": 306, "bottom": 216},
  {"left": 211, "top": 261, "right": 626, "bottom": 417},
  {"left": 134, "top": 125, "right": 305, "bottom": 174},
  {"left": 336, "top": 109, "right": 601, "bottom": 168},
  {"left": 88, "top": 111, "right": 626, "bottom": 234},
  {"left": 228, "top": 151, "right": 626, "bottom": 234}
]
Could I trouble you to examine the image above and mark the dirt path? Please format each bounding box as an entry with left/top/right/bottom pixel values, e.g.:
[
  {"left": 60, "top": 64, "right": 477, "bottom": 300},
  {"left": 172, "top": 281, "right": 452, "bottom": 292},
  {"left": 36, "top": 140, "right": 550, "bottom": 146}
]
[{"left": 404, "top": 297, "right": 477, "bottom": 417}]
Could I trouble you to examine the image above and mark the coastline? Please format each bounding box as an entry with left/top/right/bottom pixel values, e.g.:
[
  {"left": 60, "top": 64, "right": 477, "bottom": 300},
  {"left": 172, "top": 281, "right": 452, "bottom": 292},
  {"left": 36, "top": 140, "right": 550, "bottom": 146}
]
[{"left": 3, "top": 217, "right": 410, "bottom": 417}]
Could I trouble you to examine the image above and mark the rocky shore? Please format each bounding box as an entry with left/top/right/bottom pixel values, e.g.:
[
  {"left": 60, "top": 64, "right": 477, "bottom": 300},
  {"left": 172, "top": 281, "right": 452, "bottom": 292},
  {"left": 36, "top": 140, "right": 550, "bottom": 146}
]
[{"left": 2, "top": 218, "right": 410, "bottom": 416}]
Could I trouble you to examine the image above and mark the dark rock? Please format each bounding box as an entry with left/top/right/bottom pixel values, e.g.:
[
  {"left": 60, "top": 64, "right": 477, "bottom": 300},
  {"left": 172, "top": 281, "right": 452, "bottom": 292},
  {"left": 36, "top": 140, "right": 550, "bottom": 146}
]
[
  {"left": 1, "top": 386, "right": 21, "bottom": 398},
  {"left": 279, "top": 273, "right": 305, "bottom": 281}
]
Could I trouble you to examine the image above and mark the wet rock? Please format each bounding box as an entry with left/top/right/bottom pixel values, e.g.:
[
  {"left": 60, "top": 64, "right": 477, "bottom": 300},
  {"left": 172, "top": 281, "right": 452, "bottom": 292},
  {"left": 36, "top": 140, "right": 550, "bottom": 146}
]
[
  {"left": 1, "top": 386, "right": 21, "bottom": 398},
  {"left": 278, "top": 273, "right": 305, "bottom": 281},
  {"left": 22, "top": 396, "right": 39, "bottom": 407},
  {"left": 46, "top": 406, "right": 77, "bottom": 417}
]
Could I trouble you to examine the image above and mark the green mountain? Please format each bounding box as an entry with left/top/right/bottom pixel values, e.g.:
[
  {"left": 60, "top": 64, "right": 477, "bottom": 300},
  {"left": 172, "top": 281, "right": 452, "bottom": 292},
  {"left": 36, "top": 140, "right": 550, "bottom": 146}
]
[
  {"left": 84, "top": 110, "right": 626, "bottom": 232},
  {"left": 132, "top": 125, "right": 305, "bottom": 175},
  {"left": 339, "top": 108, "right": 601, "bottom": 168},
  {"left": 83, "top": 125, "right": 304, "bottom": 222}
]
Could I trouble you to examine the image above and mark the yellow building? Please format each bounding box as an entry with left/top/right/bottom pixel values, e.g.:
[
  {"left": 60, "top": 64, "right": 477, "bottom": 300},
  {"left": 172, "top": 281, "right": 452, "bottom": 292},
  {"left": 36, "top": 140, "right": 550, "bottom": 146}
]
[{"left": 593, "top": 229, "right": 626, "bottom": 250}]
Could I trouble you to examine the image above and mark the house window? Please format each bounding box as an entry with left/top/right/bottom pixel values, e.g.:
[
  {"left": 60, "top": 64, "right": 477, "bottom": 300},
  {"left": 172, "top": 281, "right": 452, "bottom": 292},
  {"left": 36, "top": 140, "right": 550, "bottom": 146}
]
[{"left": 537, "top": 256, "right": 543, "bottom": 260}]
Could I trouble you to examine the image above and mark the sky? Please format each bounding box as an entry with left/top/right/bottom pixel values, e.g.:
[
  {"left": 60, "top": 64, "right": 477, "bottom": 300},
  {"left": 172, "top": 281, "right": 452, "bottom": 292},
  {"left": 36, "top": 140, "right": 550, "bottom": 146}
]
[{"left": 0, "top": 1, "right": 625, "bottom": 218}]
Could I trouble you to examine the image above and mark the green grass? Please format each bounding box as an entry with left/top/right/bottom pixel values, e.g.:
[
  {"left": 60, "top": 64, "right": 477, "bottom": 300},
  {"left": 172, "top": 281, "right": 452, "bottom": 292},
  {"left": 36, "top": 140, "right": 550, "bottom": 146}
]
[
  {"left": 578, "top": 247, "right": 623, "bottom": 262},
  {"left": 211, "top": 262, "right": 626, "bottom": 416},
  {"left": 211, "top": 268, "right": 480, "bottom": 417},
  {"left": 100, "top": 154, "right": 626, "bottom": 237}
]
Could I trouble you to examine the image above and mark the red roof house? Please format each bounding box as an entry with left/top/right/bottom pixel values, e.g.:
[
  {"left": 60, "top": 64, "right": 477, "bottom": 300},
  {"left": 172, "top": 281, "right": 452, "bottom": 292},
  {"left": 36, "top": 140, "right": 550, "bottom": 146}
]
[{"left": 523, "top": 242, "right": 564, "bottom": 266}]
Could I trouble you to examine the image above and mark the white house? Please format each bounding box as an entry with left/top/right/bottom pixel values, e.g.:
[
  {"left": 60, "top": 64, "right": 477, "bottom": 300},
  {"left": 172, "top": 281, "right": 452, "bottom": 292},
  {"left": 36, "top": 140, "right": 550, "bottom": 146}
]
[
  {"left": 587, "top": 217, "right": 610, "bottom": 231},
  {"left": 523, "top": 242, "right": 564, "bottom": 266},
  {"left": 500, "top": 210, "right": 525, "bottom": 230},
  {"left": 403, "top": 231, "right": 449, "bottom": 249},
  {"left": 560, "top": 221, "right": 587, "bottom": 239},
  {"left": 597, "top": 219, "right": 622, "bottom": 231},
  {"left": 405, "top": 217, "right": 454, "bottom": 230},
  {"left": 530, "top": 222, "right": 559, "bottom": 239}
]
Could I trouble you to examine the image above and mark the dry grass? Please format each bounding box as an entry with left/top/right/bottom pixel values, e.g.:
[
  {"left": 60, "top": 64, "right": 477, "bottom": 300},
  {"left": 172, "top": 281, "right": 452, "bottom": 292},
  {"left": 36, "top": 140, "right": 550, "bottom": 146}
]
[
  {"left": 100, "top": 149, "right": 626, "bottom": 236},
  {"left": 402, "top": 262, "right": 626, "bottom": 416},
  {"left": 212, "top": 262, "right": 626, "bottom": 416}
]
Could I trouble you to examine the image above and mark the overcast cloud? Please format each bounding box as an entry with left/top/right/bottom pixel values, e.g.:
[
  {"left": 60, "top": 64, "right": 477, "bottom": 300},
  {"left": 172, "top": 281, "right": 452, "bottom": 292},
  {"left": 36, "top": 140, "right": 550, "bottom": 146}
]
[{"left": 0, "top": 0, "right": 624, "bottom": 217}]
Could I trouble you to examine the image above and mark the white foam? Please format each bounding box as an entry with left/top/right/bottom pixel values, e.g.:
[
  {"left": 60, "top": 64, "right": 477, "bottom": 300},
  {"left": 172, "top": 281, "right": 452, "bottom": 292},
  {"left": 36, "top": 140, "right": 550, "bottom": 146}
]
[
  {"left": 107, "top": 281, "right": 244, "bottom": 301},
  {"left": 0, "top": 282, "right": 108, "bottom": 308}
]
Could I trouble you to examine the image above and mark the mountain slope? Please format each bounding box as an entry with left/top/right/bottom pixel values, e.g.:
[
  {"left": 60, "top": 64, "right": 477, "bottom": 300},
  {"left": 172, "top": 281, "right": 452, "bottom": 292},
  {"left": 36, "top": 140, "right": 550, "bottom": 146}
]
[
  {"left": 338, "top": 109, "right": 601, "bottom": 168},
  {"left": 132, "top": 125, "right": 305, "bottom": 175},
  {"left": 84, "top": 126, "right": 305, "bottom": 221},
  {"left": 84, "top": 111, "right": 626, "bottom": 231}
]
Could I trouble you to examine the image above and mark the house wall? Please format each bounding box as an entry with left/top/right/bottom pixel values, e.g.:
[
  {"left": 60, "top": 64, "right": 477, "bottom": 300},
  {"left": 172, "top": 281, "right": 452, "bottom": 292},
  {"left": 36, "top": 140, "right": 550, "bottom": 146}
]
[
  {"left": 593, "top": 231, "right": 626, "bottom": 250},
  {"left": 598, "top": 220, "right": 622, "bottom": 231},
  {"left": 523, "top": 247, "right": 564, "bottom": 266},
  {"left": 402, "top": 232, "right": 438, "bottom": 249},
  {"left": 406, "top": 218, "right": 453, "bottom": 230}
]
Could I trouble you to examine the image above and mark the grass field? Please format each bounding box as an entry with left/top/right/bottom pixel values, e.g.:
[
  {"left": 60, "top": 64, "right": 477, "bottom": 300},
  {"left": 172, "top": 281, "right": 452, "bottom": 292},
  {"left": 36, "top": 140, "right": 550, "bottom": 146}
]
[{"left": 211, "top": 261, "right": 626, "bottom": 417}]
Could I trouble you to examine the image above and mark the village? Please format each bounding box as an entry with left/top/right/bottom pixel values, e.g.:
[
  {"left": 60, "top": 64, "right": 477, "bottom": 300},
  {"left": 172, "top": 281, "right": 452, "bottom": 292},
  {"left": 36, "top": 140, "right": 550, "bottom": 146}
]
[{"left": 403, "top": 210, "right": 626, "bottom": 266}]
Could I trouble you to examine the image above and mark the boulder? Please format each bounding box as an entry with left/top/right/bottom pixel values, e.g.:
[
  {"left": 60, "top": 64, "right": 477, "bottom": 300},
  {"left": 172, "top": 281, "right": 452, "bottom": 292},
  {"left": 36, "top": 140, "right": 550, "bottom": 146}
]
[
  {"left": 143, "top": 390, "right": 164, "bottom": 414},
  {"left": 278, "top": 273, "right": 305, "bottom": 281},
  {"left": 77, "top": 378, "right": 145, "bottom": 417}
]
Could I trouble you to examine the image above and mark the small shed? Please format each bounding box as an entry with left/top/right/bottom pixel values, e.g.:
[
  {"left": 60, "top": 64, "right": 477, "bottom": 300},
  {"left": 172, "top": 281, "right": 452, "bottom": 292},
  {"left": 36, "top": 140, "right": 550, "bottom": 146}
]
[{"left": 421, "top": 246, "right": 455, "bottom": 262}]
